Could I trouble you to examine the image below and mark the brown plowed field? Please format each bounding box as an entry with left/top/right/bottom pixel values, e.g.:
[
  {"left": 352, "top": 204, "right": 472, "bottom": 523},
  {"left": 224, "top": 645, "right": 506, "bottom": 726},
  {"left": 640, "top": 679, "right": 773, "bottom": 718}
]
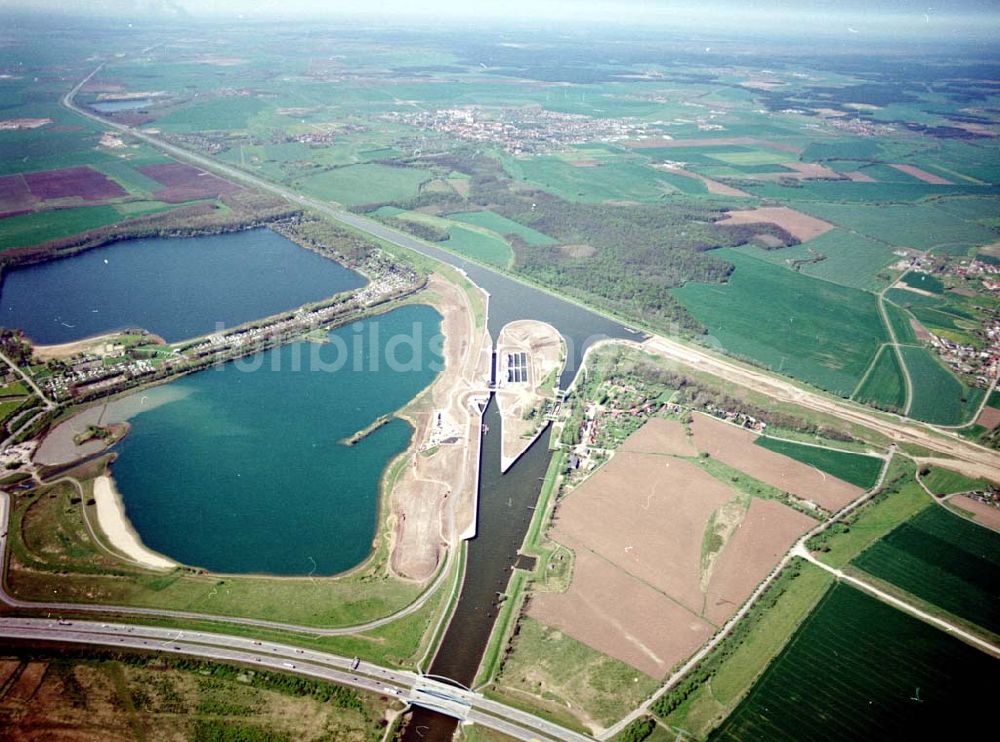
[
  {"left": 975, "top": 406, "right": 1000, "bottom": 430},
  {"left": 532, "top": 417, "right": 833, "bottom": 677},
  {"left": 843, "top": 170, "right": 877, "bottom": 182},
  {"left": 716, "top": 206, "right": 833, "bottom": 242},
  {"left": 690, "top": 413, "right": 860, "bottom": 509},
  {"left": 552, "top": 454, "right": 730, "bottom": 610},
  {"left": 0, "top": 173, "right": 37, "bottom": 215},
  {"left": 138, "top": 162, "right": 242, "bottom": 203},
  {"left": 952, "top": 495, "right": 1000, "bottom": 532},
  {"left": 23, "top": 166, "right": 126, "bottom": 201},
  {"left": 618, "top": 417, "right": 696, "bottom": 456},
  {"left": 703, "top": 498, "right": 813, "bottom": 624},
  {"left": 665, "top": 167, "right": 751, "bottom": 197},
  {"left": 528, "top": 548, "right": 713, "bottom": 678}
]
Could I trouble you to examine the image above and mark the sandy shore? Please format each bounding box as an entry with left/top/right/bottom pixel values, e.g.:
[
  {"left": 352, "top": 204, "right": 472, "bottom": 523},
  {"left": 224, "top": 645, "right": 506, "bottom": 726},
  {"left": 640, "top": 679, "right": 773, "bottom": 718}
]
[{"left": 93, "top": 475, "right": 177, "bottom": 571}]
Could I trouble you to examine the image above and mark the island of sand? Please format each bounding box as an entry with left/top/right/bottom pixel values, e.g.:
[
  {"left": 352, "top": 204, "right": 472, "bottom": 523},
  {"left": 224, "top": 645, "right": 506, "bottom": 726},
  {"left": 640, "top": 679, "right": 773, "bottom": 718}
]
[{"left": 494, "top": 320, "right": 566, "bottom": 473}]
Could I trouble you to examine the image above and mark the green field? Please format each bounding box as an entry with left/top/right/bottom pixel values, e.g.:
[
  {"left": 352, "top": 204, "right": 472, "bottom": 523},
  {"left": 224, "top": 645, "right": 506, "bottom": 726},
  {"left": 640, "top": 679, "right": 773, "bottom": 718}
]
[
  {"left": 921, "top": 465, "right": 994, "bottom": 495},
  {"left": 852, "top": 506, "right": 1000, "bottom": 633},
  {"left": 442, "top": 224, "right": 514, "bottom": 267},
  {"left": 705, "top": 149, "right": 796, "bottom": 166},
  {"left": 799, "top": 202, "right": 998, "bottom": 253},
  {"left": 712, "top": 583, "right": 999, "bottom": 740},
  {"left": 754, "top": 437, "right": 883, "bottom": 490},
  {"left": 512, "top": 157, "right": 690, "bottom": 202},
  {"left": 297, "top": 163, "right": 430, "bottom": 206},
  {"left": 900, "top": 271, "right": 944, "bottom": 293},
  {"left": 738, "top": 229, "right": 897, "bottom": 291},
  {"left": 151, "top": 97, "right": 269, "bottom": 132},
  {"left": 854, "top": 345, "right": 907, "bottom": 411},
  {"left": 449, "top": 210, "right": 557, "bottom": 245},
  {"left": 0, "top": 206, "right": 121, "bottom": 250},
  {"left": 673, "top": 250, "right": 887, "bottom": 396},
  {"left": 883, "top": 300, "right": 918, "bottom": 343},
  {"left": 901, "top": 345, "right": 984, "bottom": 425}
]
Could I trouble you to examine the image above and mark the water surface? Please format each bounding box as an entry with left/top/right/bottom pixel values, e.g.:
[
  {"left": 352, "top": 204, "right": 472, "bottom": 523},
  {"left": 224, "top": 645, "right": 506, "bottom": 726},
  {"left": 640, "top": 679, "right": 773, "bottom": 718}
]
[
  {"left": 110, "top": 304, "right": 442, "bottom": 575},
  {"left": 0, "top": 228, "right": 365, "bottom": 344}
]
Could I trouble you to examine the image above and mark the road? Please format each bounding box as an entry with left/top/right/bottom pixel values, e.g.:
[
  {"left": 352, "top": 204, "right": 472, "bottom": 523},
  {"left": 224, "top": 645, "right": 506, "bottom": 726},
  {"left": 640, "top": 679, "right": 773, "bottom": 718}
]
[
  {"left": 0, "top": 616, "right": 591, "bottom": 742},
  {"left": 0, "top": 350, "right": 55, "bottom": 410}
]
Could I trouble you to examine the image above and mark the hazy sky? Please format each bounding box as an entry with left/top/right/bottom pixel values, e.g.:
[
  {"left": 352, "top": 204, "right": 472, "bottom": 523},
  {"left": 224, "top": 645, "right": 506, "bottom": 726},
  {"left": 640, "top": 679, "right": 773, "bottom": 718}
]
[{"left": 4, "top": 0, "right": 999, "bottom": 36}]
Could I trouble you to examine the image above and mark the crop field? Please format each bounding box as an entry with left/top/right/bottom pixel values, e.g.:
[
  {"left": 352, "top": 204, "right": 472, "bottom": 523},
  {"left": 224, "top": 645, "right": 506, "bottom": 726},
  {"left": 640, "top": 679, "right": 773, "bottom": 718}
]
[
  {"left": 448, "top": 210, "right": 557, "bottom": 245},
  {"left": 744, "top": 179, "right": 978, "bottom": 204},
  {"left": 442, "top": 224, "right": 513, "bottom": 267},
  {"left": 920, "top": 465, "right": 993, "bottom": 495},
  {"left": 673, "top": 250, "right": 887, "bottom": 396},
  {"left": 854, "top": 346, "right": 907, "bottom": 411},
  {"left": 901, "top": 345, "right": 984, "bottom": 425},
  {"left": 149, "top": 96, "right": 269, "bottom": 132},
  {"left": 883, "top": 300, "right": 918, "bottom": 343},
  {"left": 691, "top": 414, "right": 862, "bottom": 510},
  {"left": 138, "top": 162, "right": 242, "bottom": 202},
  {"left": 799, "top": 201, "right": 998, "bottom": 253},
  {"left": 512, "top": 157, "right": 680, "bottom": 202},
  {"left": 0, "top": 205, "right": 121, "bottom": 250},
  {"left": 296, "top": 163, "right": 430, "bottom": 206},
  {"left": 530, "top": 418, "right": 812, "bottom": 678},
  {"left": 852, "top": 506, "right": 1000, "bottom": 633},
  {"left": 754, "top": 436, "right": 883, "bottom": 490},
  {"left": 738, "top": 229, "right": 896, "bottom": 291},
  {"left": 712, "top": 583, "right": 999, "bottom": 741},
  {"left": 900, "top": 271, "right": 944, "bottom": 293},
  {"left": 705, "top": 148, "right": 797, "bottom": 166}
]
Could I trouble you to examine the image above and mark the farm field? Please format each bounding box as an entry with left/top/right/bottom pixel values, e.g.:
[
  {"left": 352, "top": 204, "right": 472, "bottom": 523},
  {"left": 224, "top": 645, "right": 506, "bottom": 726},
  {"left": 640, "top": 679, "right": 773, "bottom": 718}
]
[
  {"left": 854, "top": 345, "right": 907, "bottom": 411},
  {"left": 691, "top": 414, "right": 863, "bottom": 510},
  {"left": 738, "top": 229, "right": 897, "bottom": 291},
  {"left": 920, "top": 465, "right": 994, "bottom": 495},
  {"left": 799, "top": 201, "right": 999, "bottom": 254},
  {"left": 851, "top": 506, "right": 1000, "bottom": 633},
  {"left": 511, "top": 157, "right": 683, "bottom": 202},
  {"left": 529, "top": 418, "right": 814, "bottom": 680},
  {"left": 448, "top": 210, "right": 557, "bottom": 246},
  {"left": 296, "top": 163, "right": 430, "bottom": 206},
  {"left": 901, "top": 345, "right": 984, "bottom": 425},
  {"left": 0, "top": 205, "right": 122, "bottom": 250},
  {"left": 441, "top": 225, "right": 514, "bottom": 267},
  {"left": 673, "top": 250, "right": 888, "bottom": 396},
  {"left": 712, "top": 583, "right": 1000, "bottom": 740},
  {"left": 754, "top": 436, "right": 884, "bottom": 490}
]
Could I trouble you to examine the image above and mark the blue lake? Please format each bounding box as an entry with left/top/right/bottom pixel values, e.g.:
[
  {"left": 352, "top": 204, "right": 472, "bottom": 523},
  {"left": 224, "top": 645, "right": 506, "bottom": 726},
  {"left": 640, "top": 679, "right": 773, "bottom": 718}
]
[
  {"left": 110, "top": 303, "right": 443, "bottom": 575},
  {"left": 0, "top": 228, "right": 366, "bottom": 344}
]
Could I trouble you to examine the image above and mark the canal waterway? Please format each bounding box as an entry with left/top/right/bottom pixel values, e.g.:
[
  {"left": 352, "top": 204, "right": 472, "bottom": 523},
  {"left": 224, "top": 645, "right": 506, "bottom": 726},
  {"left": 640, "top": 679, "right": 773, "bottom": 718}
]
[
  {"left": 108, "top": 303, "right": 442, "bottom": 575},
  {"left": 0, "top": 228, "right": 365, "bottom": 345},
  {"left": 338, "top": 215, "right": 634, "bottom": 739}
]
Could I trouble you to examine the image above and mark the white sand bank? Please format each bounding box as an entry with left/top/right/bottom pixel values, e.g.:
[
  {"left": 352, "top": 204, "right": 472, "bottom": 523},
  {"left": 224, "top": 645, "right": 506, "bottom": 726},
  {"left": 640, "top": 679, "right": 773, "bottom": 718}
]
[{"left": 93, "top": 475, "right": 177, "bottom": 571}]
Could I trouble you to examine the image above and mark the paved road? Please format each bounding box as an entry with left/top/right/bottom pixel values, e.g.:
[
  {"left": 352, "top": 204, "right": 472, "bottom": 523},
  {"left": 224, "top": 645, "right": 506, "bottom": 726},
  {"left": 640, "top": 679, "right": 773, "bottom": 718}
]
[{"left": 0, "top": 616, "right": 590, "bottom": 742}]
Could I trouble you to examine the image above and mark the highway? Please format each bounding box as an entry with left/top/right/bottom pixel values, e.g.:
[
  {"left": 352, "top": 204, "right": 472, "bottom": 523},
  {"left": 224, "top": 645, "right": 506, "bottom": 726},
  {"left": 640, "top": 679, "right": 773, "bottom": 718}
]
[{"left": 0, "top": 616, "right": 591, "bottom": 742}]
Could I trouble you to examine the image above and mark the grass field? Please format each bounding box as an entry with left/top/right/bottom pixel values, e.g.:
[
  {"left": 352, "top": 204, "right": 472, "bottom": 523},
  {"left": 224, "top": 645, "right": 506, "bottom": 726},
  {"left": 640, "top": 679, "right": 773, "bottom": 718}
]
[
  {"left": 736, "top": 228, "right": 897, "bottom": 291},
  {"left": 673, "top": 249, "right": 887, "bottom": 396},
  {"left": 512, "top": 157, "right": 687, "bottom": 202},
  {"left": 754, "top": 437, "right": 883, "bottom": 490},
  {"left": 495, "top": 616, "right": 659, "bottom": 729},
  {"left": 296, "top": 163, "right": 430, "bottom": 206},
  {"left": 442, "top": 225, "right": 515, "bottom": 267},
  {"left": 151, "top": 97, "right": 269, "bottom": 132},
  {"left": 901, "top": 271, "right": 944, "bottom": 294},
  {"left": 852, "top": 506, "right": 1000, "bottom": 633},
  {"left": 711, "top": 583, "right": 1000, "bottom": 740},
  {"left": 920, "top": 465, "right": 994, "bottom": 495},
  {"left": 854, "top": 345, "right": 907, "bottom": 411},
  {"left": 0, "top": 205, "right": 121, "bottom": 250},
  {"left": 883, "top": 300, "right": 918, "bottom": 343},
  {"left": 901, "top": 345, "right": 984, "bottom": 425},
  {"left": 449, "top": 210, "right": 557, "bottom": 245},
  {"left": 799, "top": 201, "right": 998, "bottom": 253}
]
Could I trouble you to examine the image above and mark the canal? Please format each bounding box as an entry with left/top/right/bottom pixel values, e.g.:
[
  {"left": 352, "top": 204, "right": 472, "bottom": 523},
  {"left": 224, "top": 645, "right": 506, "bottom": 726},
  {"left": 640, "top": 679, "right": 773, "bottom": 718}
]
[{"left": 338, "top": 214, "right": 632, "bottom": 739}]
